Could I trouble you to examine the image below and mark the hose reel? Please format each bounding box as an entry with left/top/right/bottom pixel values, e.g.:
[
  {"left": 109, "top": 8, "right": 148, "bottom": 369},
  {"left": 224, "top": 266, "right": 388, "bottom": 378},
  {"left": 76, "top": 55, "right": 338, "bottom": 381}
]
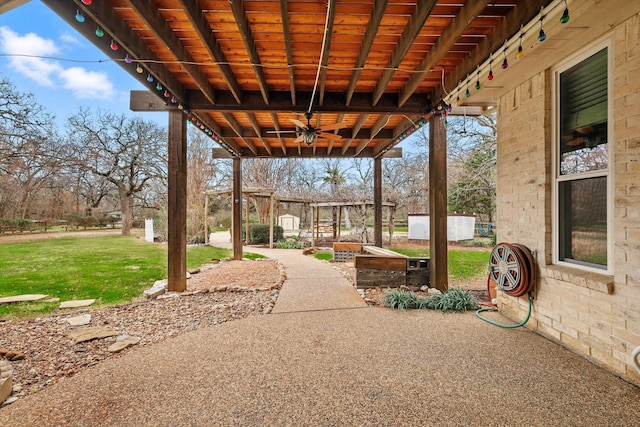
[
  {"left": 488, "top": 243, "right": 536, "bottom": 297},
  {"left": 476, "top": 243, "right": 536, "bottom": 329}
]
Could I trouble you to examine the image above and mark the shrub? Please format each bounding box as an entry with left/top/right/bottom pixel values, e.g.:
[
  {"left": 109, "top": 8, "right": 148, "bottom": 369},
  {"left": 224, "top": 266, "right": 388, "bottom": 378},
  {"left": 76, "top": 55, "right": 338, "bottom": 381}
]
[
  {"left": 247, "top": 224, "right": 284, "bottom": 244},
  {"left": 383, "top": 288, "right": 478, "bottom": 312}
]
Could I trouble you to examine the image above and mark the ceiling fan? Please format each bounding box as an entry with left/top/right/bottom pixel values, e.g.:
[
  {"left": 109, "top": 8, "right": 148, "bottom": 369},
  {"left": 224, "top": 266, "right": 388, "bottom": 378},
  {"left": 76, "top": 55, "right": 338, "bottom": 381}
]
[{"left": 271, "top": 112, "right": 347, "bottom": 146}]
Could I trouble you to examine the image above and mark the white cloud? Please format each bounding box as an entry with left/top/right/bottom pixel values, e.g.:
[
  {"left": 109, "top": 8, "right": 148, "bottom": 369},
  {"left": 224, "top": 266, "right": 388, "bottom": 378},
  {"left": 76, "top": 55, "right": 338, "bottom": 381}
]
[
  {"left": 0, "top": 26, "right": 61, "bottom": 86},
  {"left": 59, "top": 67, "right": 114, "bottom": 100},
  {"left": 0, "top": 26, "right": 120, "bottom": 101}
]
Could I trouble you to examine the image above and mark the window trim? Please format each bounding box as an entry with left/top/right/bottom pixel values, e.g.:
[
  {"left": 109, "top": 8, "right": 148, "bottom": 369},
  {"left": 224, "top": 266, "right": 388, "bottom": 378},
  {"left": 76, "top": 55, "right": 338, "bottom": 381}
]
[{"left": 551, "top": 37, "right": 614, "bottom": 275}]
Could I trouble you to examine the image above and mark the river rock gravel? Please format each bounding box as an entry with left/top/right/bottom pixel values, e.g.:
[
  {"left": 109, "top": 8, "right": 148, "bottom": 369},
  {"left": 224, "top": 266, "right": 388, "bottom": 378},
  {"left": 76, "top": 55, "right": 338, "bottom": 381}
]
[{"left": 0, "top": 258, "right": 283, "bottom": 404}]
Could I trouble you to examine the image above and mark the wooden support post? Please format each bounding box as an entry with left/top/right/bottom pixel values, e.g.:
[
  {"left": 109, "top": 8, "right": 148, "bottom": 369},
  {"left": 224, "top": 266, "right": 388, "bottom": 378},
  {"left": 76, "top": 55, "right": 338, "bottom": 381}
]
[
  {"left": 167, "top": 110, "right": 187, "bottom": 292},
  {"left": 316, "top": 205, "right": 320, "bottom": 242},
  {"left": 232, "top": 157, "right": 243, "bottom": 260},
  {"left": 337, "top": 206, "right": 342, "bottom": 242},
  {"left": 204, "top": 193, "right": 209, "bottom": 245},
  {"left": 269, "top": 193, "right": 274, "bottom": 248},
  {"left": 245, "top": 194, "right": 251, "bottom": 245},
  {"left": 429, "top": 115, "right": 449, "bottom": 292},
  {"left": 310, "top": 204, "right": 315, "bottom": 247},
  {"left": 374, "top": 156, "right": 383, "bottom": 247}
]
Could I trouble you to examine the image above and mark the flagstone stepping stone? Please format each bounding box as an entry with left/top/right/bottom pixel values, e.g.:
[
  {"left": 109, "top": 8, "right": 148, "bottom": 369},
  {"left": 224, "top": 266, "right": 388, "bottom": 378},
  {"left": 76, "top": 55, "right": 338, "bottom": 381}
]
[
  {"left": 0, "top": 294, "right": 48, "bottom": 304},
  {"left": 66, "top": 314, "right": 91, "bottom": 327},
  {"left": 60, "top": 299, "right": 96, "bottom": 309},
  {"left": 67, "top": 326, "right": 117, "bottom": 343},
  {"left": 107, "top": 335, "right": 141, "bottom": 353},
  {"left": 0, "top": 348, "right": 25, "bottom": 361},
  {"left": 0, "top": 359, "right": 12, "bottom": 404}
]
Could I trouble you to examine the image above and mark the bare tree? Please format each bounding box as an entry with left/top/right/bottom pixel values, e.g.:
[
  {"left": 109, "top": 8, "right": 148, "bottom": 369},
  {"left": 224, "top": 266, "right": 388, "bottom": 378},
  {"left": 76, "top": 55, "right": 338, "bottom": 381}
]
[{"left": 66, "top": 108, "right": 167, "bottom": 235}]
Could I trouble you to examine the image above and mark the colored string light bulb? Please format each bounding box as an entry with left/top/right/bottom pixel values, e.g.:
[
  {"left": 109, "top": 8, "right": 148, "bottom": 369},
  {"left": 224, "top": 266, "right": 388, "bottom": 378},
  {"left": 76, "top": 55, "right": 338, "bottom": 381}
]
[
  {"left": 538, "top": 28, "right": 547, "bottom": 42},
  {"left": 81, "top": 0, "right": 93, "bottom": 4},
  {"left": 124, "top": 54, "right": 132, "bottom": 64},
  {"left": 170, "top": 96, "right": 177, "bottom": 103},
  {"left": 516, "top": 44, "right": 524, "bottom": 59},
  {"left": 488, "top": 69, "right": 494, "bottom": 80},
  {"left": 146, "top": 74, "right": 154, "bottom": 83},
  {"left": 75, "top": 10, "right": 85, "bottom": 23},
  {"left": 475, "top": 68, "right": 481, "bottom": 90},
  {"left": 156, "top": 82, "right": 163, "bottom": 91},
  {"left": 561, "top": 0, "right": 570, "bottom": 23},
  {"left": 95, "top": 27, "right": 104, "bottom": 37},
  {"left": 136, "top": 63, "right": 143, "bottom": 73},
  {"left": 164, "top": 90, "right": 170, "bottom": 98},
  {"left": 110, "top": 39, "right": 118, "bottom": 50},
  {"left": 502, "top": 46, "right": 509, "bottom": 69}
]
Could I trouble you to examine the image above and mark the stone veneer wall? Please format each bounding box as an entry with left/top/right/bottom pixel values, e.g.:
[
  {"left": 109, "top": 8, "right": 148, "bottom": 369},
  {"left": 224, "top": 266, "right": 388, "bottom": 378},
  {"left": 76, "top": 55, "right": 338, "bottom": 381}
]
[{"left": 496, "top": 14, "right": 640, "bottom": 386}]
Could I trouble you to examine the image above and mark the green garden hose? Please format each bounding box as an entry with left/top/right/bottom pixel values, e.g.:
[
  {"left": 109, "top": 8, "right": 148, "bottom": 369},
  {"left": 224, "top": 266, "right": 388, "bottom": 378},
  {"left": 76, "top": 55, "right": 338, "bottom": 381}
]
[{"left": 476, "top": 291, "right": 533, "bottom": 328}]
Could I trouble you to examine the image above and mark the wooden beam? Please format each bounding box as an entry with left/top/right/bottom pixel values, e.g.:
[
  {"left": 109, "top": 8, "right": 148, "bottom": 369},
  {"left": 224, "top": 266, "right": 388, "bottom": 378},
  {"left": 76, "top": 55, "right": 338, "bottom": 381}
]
[
  {"left": 245, "top": 195, "right": 251, "bottom": 245},
  {"left": 221, "top": 113, "right": 258, "bottom": 156},
  {"left": 229, "top": 0, "right": 270, "bottom": 104},
  {"left": 279, "top": 0, "right": 297, "bottom": 106},
  {"left": 434, "top": 0, "right": 551, "bottom": 103},
  {"left": 246, "top": 113, "right": 271, "bottom": 155},
  {"left": 374, "top": 157, "right": 383, "bottom": 247},
  {"left": 269, "top": 113, "right": 288, "bottom": 155},
  {"left": 355, "top": 114, "right": 389, "bottom": 156},
  {"left": 0, "top": 0, "right": 29, "bottom": 14},
  {"left": 345, "top": 0, "right": 389, "bottom": 106},
  {"left": 372, "top": 1, "right": 438, "bottom": 106},
  {"left": 398, "top": 0, "right": 491, "bottom": 107},
  {"left": 182, "top": 90, "right": 427, "bottom": 114},
  {"left": 341, "top": 114, "right": 369, "bottom": 155},
  {"left": 317, "top": 1, "right": 337, "bottom": 106},
  {"left": 167, "top": 110, "right": 187, "bottom": 292},
  {"left": 269, "top": 194, "right": 275, "bottom": 249},
  {"left": 124, "top": 0, "right": 216, "bottom": 104},
  {"left": 232, "top": 158, "right": 243, "bottom": 260},
  {"left": 177, "top": 0, "right": 242, "bottom": 103},
  {"left": 429, "top": 115, "right": 448, "bottom": 292}
]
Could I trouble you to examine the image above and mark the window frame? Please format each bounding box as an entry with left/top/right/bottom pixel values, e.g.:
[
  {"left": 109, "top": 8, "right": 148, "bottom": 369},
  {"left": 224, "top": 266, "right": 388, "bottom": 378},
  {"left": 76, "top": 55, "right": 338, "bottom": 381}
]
[{"left": 552, "top": 37, "right": 614, "bottom": 275}]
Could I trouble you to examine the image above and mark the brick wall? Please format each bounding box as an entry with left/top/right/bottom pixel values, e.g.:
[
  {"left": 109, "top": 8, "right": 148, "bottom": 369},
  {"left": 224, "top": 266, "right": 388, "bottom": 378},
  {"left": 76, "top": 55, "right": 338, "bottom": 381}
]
[{"left": 496, "top": 14, "right": 640, "bottom": 386}]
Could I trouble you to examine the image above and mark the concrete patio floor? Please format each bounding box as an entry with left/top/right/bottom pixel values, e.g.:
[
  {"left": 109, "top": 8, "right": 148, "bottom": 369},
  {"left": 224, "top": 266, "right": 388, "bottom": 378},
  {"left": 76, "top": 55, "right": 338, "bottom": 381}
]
[{"left": 1, "top": 240, "right": 638, "bottom": 426}]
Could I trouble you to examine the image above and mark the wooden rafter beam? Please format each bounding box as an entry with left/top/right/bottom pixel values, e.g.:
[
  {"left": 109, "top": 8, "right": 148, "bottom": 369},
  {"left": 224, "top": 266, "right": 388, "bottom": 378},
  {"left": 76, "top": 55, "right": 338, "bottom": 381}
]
[
  {"left": 269, "top": 113, "right": 288, "bottom": 155},
  {"left": 341, "top": 114, "right": 369, "bottom": 155},
  {"left": 398, "top": 0, "right": 491, "bottom": 107},
  {"left": 326, "top": 113, "right": 345, "bottom": 155},
  {"left": 44, "top": 0, "right": 185, "bottom": 100},
  {"left": 434, "top": 0, "right": 551, "bottom": 103},
  {"left": 234, "top": 145, "right": 383, "bottom": 158},
  {"left": 246, "top": 113, "right": 271, "bottom": 155},
  {"left": 208, "top": 126, "right": 392, "bottom": 140},
  {"left": 354, "top": 114, "right": 388, "bottom": 156},
  {"left": 345, "top": 0, "right": 389, "bottom": 106},
  {"left": 317, "top": 1, "right": 337, "bottom": 106},
  {"left": 229, "top": 0, "right": 270, "bottom": 105},
  {"left": 372, "top": 1, "right": 437, "bottom": 106},
  {"left": 279, "top": 0, "right": 296, "bottom": 106},
  {"left": 221, "top": 113, "right": 258, "bottom": 156},
  {"left": 177, "top": 0, "right": 242, "bottom": 104},
  {"left": 191, "top": 113, "right": 243, "bottom": 156},
  {"left": 124, "top": 0, "right": 216, "bottom": 105}
]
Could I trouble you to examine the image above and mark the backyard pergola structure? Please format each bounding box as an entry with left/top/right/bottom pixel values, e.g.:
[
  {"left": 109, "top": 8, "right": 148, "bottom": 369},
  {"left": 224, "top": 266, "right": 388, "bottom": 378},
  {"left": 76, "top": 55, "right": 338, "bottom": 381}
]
[
  {"left": 308, "top": 201, "right": 395, "bottom": 247},
  {"left": 204, "top": 187, "right": 310, "bottom": 249},
  {"left": 37, "top": 0, "right": 555, "bottom": 293}
]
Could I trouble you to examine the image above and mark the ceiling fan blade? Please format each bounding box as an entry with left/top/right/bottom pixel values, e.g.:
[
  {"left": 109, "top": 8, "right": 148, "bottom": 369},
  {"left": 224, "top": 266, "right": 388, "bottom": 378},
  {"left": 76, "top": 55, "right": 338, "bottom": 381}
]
[
  {"left": 318, "top": 132, "right": 343, "bottom": 141},
  {"left": 294, "top": 135, "right": 304, "bottom": 144},
  {"left": 318, "top": 123, "right": 348, "bottom": 132},
  {"left": 290, "top": 119, "right": 308, "bottom": 130}
]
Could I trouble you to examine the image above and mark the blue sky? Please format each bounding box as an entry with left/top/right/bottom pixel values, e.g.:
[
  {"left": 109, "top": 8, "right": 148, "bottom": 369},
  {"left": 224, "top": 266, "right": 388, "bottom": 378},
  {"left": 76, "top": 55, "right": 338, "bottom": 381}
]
[{"left": 0, "top": 1, "right": 160, "bottom": 128}]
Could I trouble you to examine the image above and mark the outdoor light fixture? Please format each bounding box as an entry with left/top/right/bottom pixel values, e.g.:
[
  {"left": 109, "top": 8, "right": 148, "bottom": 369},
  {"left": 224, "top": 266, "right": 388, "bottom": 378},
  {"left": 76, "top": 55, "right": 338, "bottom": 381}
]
[
  {"left": 110, "top": 39, "right": 118, "bottom": 50},
  {"left": 146, "top": 74, "right": 154, "bottom": 83},
  {"left": 75, "top": 10, "right": 85, "bottom": 23},
  {"left": 95, "top": 27, "right": 104, "bottom": 37},
  {"left": 136, "top": 63, "right": 143, "bottom": 73},
  {"left": 302, "top": 131, "right": 317, "bottom": 146},
  {"left": 561, "top": 0, "right": 570, "bottom": 23},
  {"left": 81, "top": 0, "right": 93, "bottom": 5},
  {"left": 124, "top": 54, "right": 132, "bottom": 64}
]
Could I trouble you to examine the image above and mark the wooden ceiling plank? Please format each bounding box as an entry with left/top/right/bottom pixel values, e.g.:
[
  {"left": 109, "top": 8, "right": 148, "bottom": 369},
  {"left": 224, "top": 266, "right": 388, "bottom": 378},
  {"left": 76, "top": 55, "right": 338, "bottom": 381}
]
[
  {"left": 398, "top": 0, "right": 491, "bottom": 107},
  {"left": 345, "top": 0, "right": 389, "bottom": 106},
  {"left": 228, "top": 0, "right": 270, "bottom": 105},
  {"left": 279, "top": 0, "right": 297, "bottom": 106},
  {"left": 435, "top": 0, "right": 551, "bottom": 103},
  {"left": 246, "top": 112, "right": 271, "bottom": 155},
  {"left": 41, "top": 0, "right": 186, "bottom": 100},
  {"left": 354, "top": 114, "right": 388, "bottom": 156},
  {"left": 372, "top": 1, "right": 438, "bottom": 106},
  {"left": 124, "top": 0, "right": 216, "bottom": 104},
  {"left": 317, "top": 1, "right": 337, "bottom": 107},
  {"left": 177, "top": 0, "right": 243, "bottom": 103}
]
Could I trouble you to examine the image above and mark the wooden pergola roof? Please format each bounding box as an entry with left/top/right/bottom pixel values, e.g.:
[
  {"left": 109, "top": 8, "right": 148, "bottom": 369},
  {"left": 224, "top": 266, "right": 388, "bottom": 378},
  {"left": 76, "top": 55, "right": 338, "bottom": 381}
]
[{"left": 41, "top": 0, "right": 552, "bottom": 158}]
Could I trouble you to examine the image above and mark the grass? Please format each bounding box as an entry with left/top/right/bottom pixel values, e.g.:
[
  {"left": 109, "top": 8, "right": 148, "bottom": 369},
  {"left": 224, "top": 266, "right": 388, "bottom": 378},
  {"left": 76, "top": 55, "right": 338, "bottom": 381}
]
[
  {"left": 314, "top": 250, "right": 333, "bottom": 261},
  {"left": 0, "top": 235, "right": 260, "bottom": 319},
  {"left": 389, "top": 247, "right": 490, "bottom": 281}
]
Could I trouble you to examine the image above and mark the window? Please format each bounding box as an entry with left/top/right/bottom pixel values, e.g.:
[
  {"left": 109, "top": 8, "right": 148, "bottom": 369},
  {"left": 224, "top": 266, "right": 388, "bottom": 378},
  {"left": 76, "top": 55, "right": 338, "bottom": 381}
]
[{"left": 555, "top": 44, "right": 611, "bottom": 272}]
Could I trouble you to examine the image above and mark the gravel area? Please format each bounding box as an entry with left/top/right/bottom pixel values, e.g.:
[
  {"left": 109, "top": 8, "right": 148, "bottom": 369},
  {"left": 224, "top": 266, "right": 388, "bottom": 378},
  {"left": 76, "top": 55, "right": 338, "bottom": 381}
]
[{"left": 0, "top": 258, "right": 283, "bottom": 404}]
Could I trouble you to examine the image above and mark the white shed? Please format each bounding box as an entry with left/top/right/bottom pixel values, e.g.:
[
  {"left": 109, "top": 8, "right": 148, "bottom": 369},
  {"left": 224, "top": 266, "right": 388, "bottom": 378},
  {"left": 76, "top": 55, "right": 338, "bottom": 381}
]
[
  {"left": 408, "top": 214, "right": 476, "bottom": 241},
  {"left": 278, "top": 214, "right": 300, "bottom": 231}
]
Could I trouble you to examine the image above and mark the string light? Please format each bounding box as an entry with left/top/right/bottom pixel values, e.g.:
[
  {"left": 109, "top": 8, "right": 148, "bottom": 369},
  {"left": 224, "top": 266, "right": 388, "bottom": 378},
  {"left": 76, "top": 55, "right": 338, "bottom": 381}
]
[
  {"left": 81, "top": 0, "right": 93, "bottom": 4},
  {"left": 110, "top": 39, "right": 118, "bottom": 51},
  {"left": 146, "top": 74, "right": 154, "bottom": 83},
  {"left": 124, "top": 54, "right": 132, "bottom": 64},
  {"left": 465, "top": 79, "right": 470, "bottom": 98},
  {"left": 488, "top": 54, "right": 494, "bottom": 80},
  {"left": 538, "top": 8, "right": 547, "bottom": 41},
  {"left": 502, "top": 45, "right": 509, "bottom": 69},
  {"left": 475, "top": 67, "right": 481, "bottom": 90},
  {"left": 156, "top": 82, "right": 163, "bottom": 91},
  {"left": 516, "top": 27, "right": 524, "bottom": 59},
  {"left": 561, "top": 0, "right": 570, "bottom": 23},
  {"left": 95, "top": 27, "right": 104, "bottom": 37},
  {"left": 75, "top": 10, "right": 85, "bottom": 23},
  {"left": 164, "top": 90, "right": 170, "bottom": 98},
  {"left": 136, "top": 63, "right": 144, "bottom": 73}
]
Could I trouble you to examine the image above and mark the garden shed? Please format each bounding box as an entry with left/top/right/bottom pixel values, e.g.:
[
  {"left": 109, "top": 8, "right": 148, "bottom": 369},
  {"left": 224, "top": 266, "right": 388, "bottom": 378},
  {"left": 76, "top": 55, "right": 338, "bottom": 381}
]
[
  {"left": 31, "top": 0, "right": 640, "bottom": 386},
  {"left": 277, "top": 214, "right": 300, "bottom": 232}
]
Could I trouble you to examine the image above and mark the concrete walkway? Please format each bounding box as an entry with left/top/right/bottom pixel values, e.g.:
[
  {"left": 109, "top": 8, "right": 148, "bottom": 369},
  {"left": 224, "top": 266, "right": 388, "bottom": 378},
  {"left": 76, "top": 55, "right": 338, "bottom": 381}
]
[{"left": 1, "top": 240, "right": 639, "bottom": 426}]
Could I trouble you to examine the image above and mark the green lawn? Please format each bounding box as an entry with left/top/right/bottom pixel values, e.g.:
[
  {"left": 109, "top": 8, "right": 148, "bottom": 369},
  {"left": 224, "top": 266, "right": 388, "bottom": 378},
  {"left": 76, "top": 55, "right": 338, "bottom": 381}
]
[
  {"left": 0, "top": 235, "right": 249, "bottom": 319},
  {"left": 380, "top": 247, "right": 490, "bottom": 281}
]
